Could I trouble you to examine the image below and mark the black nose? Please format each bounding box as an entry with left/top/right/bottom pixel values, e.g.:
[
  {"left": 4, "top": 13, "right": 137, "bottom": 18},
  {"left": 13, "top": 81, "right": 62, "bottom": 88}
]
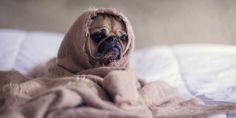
[{"left": 106, "top": 36, "right": 118, "bottom": 43}]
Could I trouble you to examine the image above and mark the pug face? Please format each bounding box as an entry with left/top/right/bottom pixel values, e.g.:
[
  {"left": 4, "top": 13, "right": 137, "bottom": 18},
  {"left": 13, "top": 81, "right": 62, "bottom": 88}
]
[{"left": 89, "top": 14, "right": 128, "bottom": 65}]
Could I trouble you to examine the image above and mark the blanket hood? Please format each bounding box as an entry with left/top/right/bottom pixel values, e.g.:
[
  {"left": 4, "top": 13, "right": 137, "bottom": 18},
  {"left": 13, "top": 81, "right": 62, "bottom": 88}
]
[{"left": 57, "top": 8, "right": 135, "bottom": 73}]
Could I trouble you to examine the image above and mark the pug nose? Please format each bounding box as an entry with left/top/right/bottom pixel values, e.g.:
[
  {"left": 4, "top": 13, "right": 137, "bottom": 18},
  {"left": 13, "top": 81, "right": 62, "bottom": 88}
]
[{"left": 106, "top": 36, "right": 118, "bottom": 43}]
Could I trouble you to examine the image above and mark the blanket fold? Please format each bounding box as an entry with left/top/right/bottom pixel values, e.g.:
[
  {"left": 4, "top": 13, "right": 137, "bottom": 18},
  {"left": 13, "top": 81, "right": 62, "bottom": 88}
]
[{"left": 0, "top": 8, "right": 236, "bottom": 118}]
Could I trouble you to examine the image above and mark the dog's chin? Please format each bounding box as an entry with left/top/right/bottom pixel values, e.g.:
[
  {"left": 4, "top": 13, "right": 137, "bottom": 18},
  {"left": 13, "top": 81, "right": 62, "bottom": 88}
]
[{"left": 95, "top": 46, "right": 122, "bottom": 65}]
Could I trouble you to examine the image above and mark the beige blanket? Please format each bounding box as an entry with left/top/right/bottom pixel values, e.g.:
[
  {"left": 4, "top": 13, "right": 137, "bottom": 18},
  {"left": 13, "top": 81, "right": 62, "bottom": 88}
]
[{"left": 0, "top": 8, "right": 235, "bottom": 118}]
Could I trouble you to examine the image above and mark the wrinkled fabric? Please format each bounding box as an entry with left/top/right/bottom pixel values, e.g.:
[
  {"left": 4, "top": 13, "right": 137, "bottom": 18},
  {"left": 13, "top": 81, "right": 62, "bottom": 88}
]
[{"left": 0, "top": 8, "right": 236, "bottom": 118}]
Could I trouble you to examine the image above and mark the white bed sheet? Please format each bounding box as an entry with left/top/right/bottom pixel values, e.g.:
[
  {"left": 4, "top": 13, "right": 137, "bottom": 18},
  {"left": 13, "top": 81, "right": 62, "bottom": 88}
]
[{"left": 0, "top": 29, "right": 236, "bottom": 117}]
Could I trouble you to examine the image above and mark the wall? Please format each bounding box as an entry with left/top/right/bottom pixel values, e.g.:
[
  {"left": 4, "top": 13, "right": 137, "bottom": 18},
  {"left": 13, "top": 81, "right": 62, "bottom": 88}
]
[{"left": 0, "top": 0, "right": 236, "bottom": 48}]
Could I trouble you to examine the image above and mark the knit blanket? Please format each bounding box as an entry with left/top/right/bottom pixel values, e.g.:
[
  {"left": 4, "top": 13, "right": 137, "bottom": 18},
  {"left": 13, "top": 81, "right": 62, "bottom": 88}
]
[{"left": 0, "top": 8, "right": 235, "bottom": 118}]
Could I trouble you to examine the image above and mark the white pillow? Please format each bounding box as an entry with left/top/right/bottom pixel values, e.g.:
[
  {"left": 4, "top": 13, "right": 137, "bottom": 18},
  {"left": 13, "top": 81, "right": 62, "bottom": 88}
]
[
  {"left": 132, "top": 46, "right": 192, "bottom": 98},
  {"left": 0, "top": 29, "right": 26, "bottom": 70},
  {"left": 172, "top": 44, "right": 236, "bottom": 103},
  {"left": 0, "top": 29, "right": 63, "bottom": 74}
]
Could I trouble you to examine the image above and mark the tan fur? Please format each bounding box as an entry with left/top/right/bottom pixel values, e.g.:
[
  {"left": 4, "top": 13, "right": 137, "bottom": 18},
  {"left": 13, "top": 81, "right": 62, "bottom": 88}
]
[{"left": 89, "top": 15, "right": 128, "bottom": 61}]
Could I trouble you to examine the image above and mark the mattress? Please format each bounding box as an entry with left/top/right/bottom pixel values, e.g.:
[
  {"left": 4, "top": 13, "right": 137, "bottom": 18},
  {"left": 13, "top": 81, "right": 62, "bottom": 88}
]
[{"left": 0, "top": 29, "right": 236, "bottom": 117}]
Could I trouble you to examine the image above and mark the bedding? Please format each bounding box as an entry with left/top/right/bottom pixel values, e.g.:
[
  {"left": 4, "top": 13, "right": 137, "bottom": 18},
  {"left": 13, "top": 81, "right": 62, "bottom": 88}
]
[
  {"left": 0, "top": 29, "right": 236, "bottom": 117},
  {"left": 133, "top": 45, "right": 236, "bottom": 102}
]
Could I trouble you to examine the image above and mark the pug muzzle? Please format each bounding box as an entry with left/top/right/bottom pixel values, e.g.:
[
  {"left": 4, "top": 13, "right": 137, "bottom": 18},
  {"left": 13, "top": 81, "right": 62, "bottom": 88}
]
[
  {"left": 90, "top": 14, "right": 128, "bottom": 65},
  {"left": 95, "top": 36, "right": 123, "bottom": 64},
  {"left": 91, "top": 32, "right": 128, "bottom": 65}
]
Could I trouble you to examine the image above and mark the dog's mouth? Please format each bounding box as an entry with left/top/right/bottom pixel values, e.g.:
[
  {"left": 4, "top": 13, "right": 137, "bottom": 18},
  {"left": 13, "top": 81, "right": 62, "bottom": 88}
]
[{"left": 95, "top": 41, "right": 122, "bottom": 65}]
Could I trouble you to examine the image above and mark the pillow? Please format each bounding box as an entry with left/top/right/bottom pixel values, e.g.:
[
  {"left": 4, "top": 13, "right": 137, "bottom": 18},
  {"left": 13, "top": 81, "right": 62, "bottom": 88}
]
[
  {"left": 0, "top": 29, "right": 26, "bottom": 70},
  {"left": 0, "top": 29, "right": 63, "bottom": 74},
  {"left": 132, "top": 46, "right": 192, "bottom": 98},
  {"left": 172, "top": 44, "right": 236, "bottom": 103},
  {"left": 133, "top": 44, "right": 236, "bottom": 103}
]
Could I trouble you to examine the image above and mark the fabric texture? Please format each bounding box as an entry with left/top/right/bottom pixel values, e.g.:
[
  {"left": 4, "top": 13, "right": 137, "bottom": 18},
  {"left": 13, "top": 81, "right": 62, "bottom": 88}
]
[
  {"left": 0, "top": 8, "right": 236, "bottom": 118},
  {"left": 1, "top": 29, "right": 236, "bottom": 106}
]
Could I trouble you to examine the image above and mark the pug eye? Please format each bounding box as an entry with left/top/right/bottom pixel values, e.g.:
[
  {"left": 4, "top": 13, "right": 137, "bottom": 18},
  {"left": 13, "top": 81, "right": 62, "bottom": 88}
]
[
  {"left": 91, "top": 29, "right": 106, "bottom": 43},
  {"left": 120, "top": 34, "right": 128, "bottom": 41}
]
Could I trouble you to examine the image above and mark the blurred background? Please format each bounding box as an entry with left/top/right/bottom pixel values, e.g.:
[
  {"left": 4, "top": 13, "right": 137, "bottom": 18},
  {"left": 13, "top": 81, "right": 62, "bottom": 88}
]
[{"left": 0, "top": 0, "right": 236, "bottom": 48}]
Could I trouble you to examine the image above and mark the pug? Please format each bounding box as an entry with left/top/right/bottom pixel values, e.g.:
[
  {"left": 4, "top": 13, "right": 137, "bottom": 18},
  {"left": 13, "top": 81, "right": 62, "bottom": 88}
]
[{"left": 89, "top": 14, "right": 129, "bottom": 65}]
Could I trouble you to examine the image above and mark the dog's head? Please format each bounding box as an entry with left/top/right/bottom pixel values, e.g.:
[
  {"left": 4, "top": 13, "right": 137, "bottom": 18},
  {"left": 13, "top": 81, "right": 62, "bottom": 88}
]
[{"left": 89, "top": 14, "right": 128, "bottom": 65}]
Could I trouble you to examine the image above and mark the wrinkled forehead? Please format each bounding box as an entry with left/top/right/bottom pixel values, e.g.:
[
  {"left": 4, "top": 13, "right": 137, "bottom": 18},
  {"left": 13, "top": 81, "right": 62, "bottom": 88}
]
[{"left": 89, "top": 14, "right": 126, "bottom": 34}]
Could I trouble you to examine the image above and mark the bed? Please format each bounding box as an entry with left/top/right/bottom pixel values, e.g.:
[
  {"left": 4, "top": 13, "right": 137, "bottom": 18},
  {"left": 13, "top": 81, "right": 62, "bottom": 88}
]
[{"left": 0, "top": 29, "right": 236, "bottom": 117}]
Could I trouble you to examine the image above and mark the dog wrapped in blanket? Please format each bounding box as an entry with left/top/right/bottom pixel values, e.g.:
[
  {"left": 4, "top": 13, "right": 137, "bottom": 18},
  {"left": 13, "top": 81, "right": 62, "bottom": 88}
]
[{"left": 0, "top": 8, "right": 235, "bottom": 118}]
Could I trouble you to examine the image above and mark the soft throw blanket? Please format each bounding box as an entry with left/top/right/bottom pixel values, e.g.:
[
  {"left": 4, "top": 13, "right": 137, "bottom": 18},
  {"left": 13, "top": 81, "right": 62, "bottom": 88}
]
[{"left": 0, "top": 8, "right": 235, "bottom": 118}]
